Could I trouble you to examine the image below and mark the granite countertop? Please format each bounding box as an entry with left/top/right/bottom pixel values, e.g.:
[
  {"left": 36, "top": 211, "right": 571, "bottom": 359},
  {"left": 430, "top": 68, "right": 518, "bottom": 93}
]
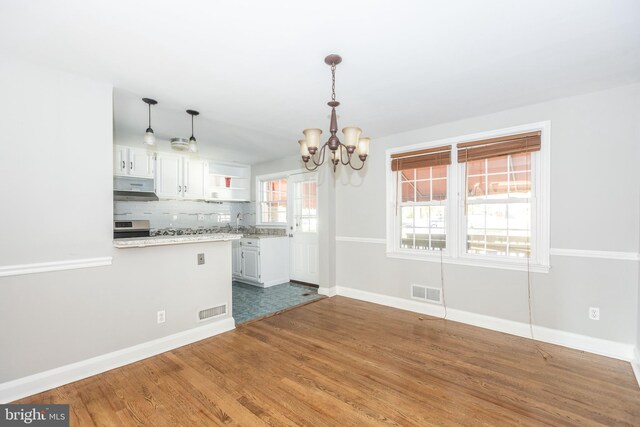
[{"left": 114, "top": 233, "right": 241, "bottom": 248}]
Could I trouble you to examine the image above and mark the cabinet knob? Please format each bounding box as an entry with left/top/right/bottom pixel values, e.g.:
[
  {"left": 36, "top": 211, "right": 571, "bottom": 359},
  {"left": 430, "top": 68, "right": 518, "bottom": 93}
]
[
  {"left": 130, "top": 161, "right": 133, "bottom": 170},
  {"left": 122, "top": 160, "right": 125, "bottom": 169},
  {"left": 178, "top": 185, "right": 182, "bottom": 193}
]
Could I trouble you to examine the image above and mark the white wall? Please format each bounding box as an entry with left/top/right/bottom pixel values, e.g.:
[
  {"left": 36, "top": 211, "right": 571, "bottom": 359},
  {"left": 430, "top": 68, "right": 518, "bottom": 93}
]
[
  {"left": 0, "top": 57, "right": 233, "bottom": 387},
  {"left": 334, "top": 83, "right": 640, "bottom": 345},
  {"left": 0, "top": 57, "right": 113, "bottom": 266}
]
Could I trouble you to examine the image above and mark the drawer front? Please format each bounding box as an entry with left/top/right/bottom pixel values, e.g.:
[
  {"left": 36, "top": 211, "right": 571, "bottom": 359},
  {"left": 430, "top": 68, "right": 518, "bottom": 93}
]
[{"left": 240, "top": 238, "right": 260, "bottom": 247}]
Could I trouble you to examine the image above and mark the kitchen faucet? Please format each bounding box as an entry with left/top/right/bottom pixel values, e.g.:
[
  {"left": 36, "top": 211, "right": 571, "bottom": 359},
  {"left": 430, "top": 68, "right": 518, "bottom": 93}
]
[{"left": 236, "top": 212, "right": 242, "bottom": 233}]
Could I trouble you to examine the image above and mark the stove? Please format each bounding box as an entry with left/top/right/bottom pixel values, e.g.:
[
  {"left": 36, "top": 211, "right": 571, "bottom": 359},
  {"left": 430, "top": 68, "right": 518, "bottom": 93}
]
[{"left": 113, "top": 220, "right": 151, "bottom": 239}]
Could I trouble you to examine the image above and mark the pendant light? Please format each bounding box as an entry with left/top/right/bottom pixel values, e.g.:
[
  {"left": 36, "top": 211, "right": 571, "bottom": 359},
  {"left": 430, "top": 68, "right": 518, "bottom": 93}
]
[
  {"left": 186, "top": 109, "right": 199, "bottom": 153},
  {"left": 142, "top": 98, "right": 158, "bottom": 146},
  {"left": 298, "top": 55, "right": 371, "bottom": 172}
]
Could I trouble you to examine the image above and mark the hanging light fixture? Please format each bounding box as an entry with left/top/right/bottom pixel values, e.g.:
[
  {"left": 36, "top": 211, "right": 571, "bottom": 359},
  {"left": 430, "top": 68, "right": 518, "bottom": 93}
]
[
  {"left": 142, "top": 98, "right": 158, "bottom": 146},
  {"left": 298, "top": 54, "right": 370, "bottom": 172},
  {"left": 186, "top": 109, "right": 199, "bottom": 153}
]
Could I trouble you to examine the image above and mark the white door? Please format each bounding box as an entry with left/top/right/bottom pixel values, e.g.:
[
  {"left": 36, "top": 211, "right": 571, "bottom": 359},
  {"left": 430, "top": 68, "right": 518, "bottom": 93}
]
[
  {"left": 183, "top": 159, "right": 208, "bottom": 199},
  {"left": 288, "top": 172, "right": 319, "bottom": 284},
  {"left": 128, "top": 148, "right": 155, "bottom": 178},
  {"left": 232, "top": 241, "right": 242, "bottom": 277},
  {"left": 242, "top": 247, "right": 260, "bottom": 282},
  {"left": 156, "top": 154, "right": 183, "bottom": 198},
  {"left": 113, "top": 146, "right": 128, "bottom": 176}
]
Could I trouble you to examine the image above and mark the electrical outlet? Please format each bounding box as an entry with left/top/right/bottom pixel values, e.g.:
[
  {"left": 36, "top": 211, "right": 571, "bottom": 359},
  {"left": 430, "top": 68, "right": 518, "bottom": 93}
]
[
  {"left": 197, "top": 214, "right": 205, "bottom": 221},
  {"left": 588, "top": 307, "right": 600, "bottom": 320},
  {"left": 157, "top": 310, "right": 166, "bottom": 324},
  {"left": 197, "top": 253, "right": 205, "bottom": 265}
]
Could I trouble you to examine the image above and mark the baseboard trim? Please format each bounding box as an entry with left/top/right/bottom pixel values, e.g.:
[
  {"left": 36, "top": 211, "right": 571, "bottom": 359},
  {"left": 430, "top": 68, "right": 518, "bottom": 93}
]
[
  {"left": 0, "top": 257, "right": 113, "bottom": 278},
  {"left": 0, "top": 317, "right": 236, "bottom": 403},
  {"left": 632, "top": 347, "right": 640, "bottom": 389},
  {"left": 318, "top": 286, "right": 337, "bottom": 297},
  {"left": 335, "top": 286, "right": 634, "bottom": 362}
]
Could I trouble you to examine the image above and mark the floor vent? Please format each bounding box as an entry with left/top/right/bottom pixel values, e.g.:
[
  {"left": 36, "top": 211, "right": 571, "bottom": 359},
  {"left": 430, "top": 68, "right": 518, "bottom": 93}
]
[
  {"left": 198, "top": 304, "right": 227, "bottom": 321},
  {"left": 411, "top": 284, "right": 442, "bottom": 304}
]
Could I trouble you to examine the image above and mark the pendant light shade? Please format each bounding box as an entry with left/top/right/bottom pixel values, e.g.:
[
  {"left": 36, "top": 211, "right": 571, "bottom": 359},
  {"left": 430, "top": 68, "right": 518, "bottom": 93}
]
[
  {"left": 142, "top": 98, "right": 158, "bottom": 146},
  {"left": 186, "top": 109, "right": 199, "bottom": 153}
]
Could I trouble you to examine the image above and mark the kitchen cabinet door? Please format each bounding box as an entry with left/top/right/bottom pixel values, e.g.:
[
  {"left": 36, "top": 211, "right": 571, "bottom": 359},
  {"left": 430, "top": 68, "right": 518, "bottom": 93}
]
[
  {"left": 113, "top": 146, "right": 128, "bottom": 176},
  {"left": 128, "top": 148, "right": 155, "bottom": 178},
  {"left": 232, "top": 241, "right": 242, "bottom": 277},
  {"left": 183, "top": 158, "right": 208, "bottom": 199},
  {"left": 241, "top": 247, "right": 260, "bottom": 282},
  {"left": 156, "top": 154, "right": 183, "bottom": 198}
]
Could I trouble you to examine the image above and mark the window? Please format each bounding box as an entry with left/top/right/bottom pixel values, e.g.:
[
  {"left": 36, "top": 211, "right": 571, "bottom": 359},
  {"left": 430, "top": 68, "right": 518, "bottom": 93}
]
[
  {"left": 399, "top": 165, "right": 447, "bottom": 251},
  {"left": 387, "top": 123, "right": 550, "bottom": 272},
  {"left": 292, "top": 179, "right": 318, "bottom": 232},
  {"left": 465, "top": 153, "right": 531, "bottom": 258},
  {"left": 259, "top": 178, "right": 287, "bottom": 224}
]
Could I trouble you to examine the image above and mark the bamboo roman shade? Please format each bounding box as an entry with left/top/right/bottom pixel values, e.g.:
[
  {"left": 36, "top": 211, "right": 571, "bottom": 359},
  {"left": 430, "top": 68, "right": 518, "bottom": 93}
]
[
  {"left": 456, "top": 131, "right": 541, "bottom": 162},
  {"left": 390, "top": 145, "right": 452, "bottom": 171}
]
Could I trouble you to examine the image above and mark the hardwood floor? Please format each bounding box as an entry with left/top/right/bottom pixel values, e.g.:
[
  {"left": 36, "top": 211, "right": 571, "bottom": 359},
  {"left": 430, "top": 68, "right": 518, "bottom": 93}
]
[{"left": 16, "top": 296, "right": 640, "bottom": 426}]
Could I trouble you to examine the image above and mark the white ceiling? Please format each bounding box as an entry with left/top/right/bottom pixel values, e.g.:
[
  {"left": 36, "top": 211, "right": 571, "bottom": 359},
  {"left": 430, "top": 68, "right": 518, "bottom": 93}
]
[{"left": 1, "top": 0, "right": 639, "bottom": 164}]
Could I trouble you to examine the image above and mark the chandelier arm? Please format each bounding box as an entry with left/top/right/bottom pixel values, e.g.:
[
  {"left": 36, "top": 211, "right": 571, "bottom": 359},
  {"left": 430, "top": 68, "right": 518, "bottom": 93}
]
[
  {"left": 348, "top": 156, "right": 366, "bottom": 171},
  {"left": 340, "top": 144, "right": 351, "bottom": 166},
  {"left": 304, "top": 161, "right": 320, "bottom": 172},
  {"left": 310, "top": 143, "right": 328, "bottom": 167}
]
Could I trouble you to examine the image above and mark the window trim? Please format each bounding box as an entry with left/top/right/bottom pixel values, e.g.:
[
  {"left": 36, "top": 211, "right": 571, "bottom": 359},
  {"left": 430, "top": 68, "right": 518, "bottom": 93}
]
[
  {"left": 386, "top": 121, "right": 551, "bottom": 273},
  {"left": 255, "top": 169, "right": 305, "bottom": 227}
]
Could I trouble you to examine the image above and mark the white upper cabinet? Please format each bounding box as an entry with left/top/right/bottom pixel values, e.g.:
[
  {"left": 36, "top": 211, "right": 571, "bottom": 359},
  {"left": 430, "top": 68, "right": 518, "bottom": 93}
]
[
  {"left": 128, "top": 148, "right": 155, "bottom": 178},
  {"left": 155, "top": 153, "right": 183, "bottom": 198},
  {"left": 113, "top": 145, "right": 155, "bottom": 179},
  {"left": 156, "top": 155, "right": 209, "bottom": 200},
  {"left": 183, "top": 158, "right": 208, "bottom": 200}
]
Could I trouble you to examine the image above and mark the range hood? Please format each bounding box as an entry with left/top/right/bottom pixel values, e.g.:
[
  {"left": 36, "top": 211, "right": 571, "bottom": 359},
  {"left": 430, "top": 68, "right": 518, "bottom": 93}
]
[{"left": 113, "top": 176, "right": 159, "bottom": 201}]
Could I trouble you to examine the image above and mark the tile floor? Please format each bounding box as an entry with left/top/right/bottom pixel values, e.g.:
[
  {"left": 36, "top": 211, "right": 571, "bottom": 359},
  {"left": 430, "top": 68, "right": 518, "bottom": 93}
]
[{"left": 232, "top": 281, "right": 323, "bottom": 324}]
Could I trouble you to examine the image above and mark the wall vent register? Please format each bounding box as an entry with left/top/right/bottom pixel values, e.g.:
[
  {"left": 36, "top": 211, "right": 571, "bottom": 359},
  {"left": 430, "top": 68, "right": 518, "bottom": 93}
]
[
  {"left": 199, "top": 304, "right": 227, "bottom": 321},
  {"left": 411, "top": 284, "right": 442, "bottom": 304}
]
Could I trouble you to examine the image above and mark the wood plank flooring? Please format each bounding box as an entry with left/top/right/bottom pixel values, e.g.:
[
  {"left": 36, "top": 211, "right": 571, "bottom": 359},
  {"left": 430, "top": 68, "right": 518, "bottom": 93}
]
[{"left": 15, "top": 296, "right": 640, "bottom": 426}]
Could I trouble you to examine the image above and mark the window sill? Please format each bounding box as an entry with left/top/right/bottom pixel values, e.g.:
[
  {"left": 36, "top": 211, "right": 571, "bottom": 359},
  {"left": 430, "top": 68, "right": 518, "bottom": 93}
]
[{"left": 386, "top": 251, "right": 550, "bottom": 273}]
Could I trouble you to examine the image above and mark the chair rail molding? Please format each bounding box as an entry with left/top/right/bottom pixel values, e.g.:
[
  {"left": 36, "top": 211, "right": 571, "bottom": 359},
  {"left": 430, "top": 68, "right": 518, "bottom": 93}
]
[
  {"left": 0, "top": 257, "right": 113, "bottom": 278},
  {"left": 335, "top": 236, "right": 640, "bottom": 261}
]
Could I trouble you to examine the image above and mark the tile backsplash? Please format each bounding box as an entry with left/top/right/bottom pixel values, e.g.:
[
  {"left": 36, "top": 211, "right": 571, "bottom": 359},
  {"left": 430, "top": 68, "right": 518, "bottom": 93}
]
[{"left": 114, "top": 200, "right": 256, "bottom": 230}]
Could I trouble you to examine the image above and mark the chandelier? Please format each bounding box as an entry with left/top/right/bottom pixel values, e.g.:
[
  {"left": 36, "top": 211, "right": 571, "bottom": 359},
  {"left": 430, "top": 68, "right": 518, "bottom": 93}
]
[{"left": 298, "top": 54, "right": 370, "bottom": 172}]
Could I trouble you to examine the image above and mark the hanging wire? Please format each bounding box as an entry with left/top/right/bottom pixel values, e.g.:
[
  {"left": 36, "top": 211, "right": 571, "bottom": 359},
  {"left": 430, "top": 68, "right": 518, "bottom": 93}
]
[{"left": 522, "top": 144, "right": 550, "bottom": 361}]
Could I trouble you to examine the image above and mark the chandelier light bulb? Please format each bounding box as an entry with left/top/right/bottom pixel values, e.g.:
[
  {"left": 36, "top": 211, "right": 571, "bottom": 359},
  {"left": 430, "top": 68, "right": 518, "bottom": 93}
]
[
  {"left": 342, "top": 127, "right": 362, "bottom": 150},
  {"left": 299, "top": 139, "right": 310, "bottom": 157},
  {"left": 357, "top": 137, "right": 370, "bottom": 156}
]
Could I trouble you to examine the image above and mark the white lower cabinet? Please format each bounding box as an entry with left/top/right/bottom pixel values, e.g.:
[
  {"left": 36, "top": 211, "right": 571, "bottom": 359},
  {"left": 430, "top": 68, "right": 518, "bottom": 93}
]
[{"left": 232, "top": 237, "right": 289, "bottom": 287}]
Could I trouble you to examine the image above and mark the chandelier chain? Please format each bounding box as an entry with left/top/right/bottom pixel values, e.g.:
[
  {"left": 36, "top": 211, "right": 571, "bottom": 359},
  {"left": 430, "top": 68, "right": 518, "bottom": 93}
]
[{"left": 331, "top": 63, "right": 336, "bottom": 101}]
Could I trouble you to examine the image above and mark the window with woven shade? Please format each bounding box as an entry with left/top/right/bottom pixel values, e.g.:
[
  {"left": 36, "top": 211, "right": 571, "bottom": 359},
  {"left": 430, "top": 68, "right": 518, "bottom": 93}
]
[
  {"left": 390, "top": 145, "right": 451, "bottom": 252},
  {"left": 386, "top": 123, "right": 549, "bottom": 272},
  {"left": 458, "top": 132, "right": 541, "bottom": 259}
]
